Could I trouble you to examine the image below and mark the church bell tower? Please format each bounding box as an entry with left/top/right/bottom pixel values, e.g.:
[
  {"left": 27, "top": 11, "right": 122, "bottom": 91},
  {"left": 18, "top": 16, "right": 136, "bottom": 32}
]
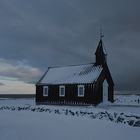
[{"left": 95, "top": 32, "right": 107, "bottom": 66}]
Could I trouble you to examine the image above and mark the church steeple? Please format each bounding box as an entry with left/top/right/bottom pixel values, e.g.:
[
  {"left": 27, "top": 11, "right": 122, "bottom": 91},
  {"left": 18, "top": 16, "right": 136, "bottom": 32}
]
[{"left": 95, "top": 38, "right": 107, "bottom": 66}]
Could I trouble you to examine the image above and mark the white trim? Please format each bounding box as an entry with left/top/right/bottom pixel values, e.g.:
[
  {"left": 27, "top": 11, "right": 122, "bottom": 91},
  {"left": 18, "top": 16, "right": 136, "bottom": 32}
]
[
  {"left": 43, "top": 86, "right": 48, "bottom": 96},
  {"left": 78, "top": 85, "right": 85, "bottom": 97},
  {"left": 59, "top": 85, "right": 65, "bottom": 97}
]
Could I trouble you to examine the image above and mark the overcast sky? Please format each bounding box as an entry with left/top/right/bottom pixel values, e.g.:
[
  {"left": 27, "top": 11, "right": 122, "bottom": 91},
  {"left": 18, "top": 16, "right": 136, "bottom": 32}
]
[{"left": 0, "top": 0, "right": 140, "bottom": 94}]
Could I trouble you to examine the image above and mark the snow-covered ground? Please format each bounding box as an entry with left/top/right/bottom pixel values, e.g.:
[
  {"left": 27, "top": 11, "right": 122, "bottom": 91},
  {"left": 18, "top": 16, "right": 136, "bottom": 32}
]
[{"left": 0, "top": 95, "right": 140, "bottom": 140}]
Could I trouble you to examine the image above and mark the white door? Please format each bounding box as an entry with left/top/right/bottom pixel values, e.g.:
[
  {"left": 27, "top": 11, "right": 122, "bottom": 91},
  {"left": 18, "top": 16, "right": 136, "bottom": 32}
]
[{"left": 103, "top": 80, "right": 108, "bottom": 103}]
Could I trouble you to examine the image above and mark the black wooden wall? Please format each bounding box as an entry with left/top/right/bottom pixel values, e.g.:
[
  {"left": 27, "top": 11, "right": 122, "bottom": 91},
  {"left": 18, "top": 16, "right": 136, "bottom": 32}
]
[{"left": 36, "top": 83, "right": 98, "bottom": 105}]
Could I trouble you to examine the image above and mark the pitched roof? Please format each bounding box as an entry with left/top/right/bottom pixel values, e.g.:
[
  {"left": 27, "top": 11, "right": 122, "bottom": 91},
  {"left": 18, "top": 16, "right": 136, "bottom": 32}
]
[
  {"left": 38, "top": 63, "right": 103, "bottom": 85},
  {"left": 95, "top": 39, "right": 107, "bottom": 55}
]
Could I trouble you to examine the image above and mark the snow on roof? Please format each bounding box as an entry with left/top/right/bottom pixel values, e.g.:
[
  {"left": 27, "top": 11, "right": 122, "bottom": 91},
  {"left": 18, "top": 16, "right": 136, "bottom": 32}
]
[{"left": 39, "top": 63, "right": 103, "bottom": 85}]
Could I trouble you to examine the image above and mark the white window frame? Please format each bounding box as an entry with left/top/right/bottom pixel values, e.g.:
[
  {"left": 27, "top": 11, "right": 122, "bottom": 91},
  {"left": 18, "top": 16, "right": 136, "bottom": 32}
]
[
  {"left": 78, "top": 85, "right": 85, "bottom": 97},
  {"left": 59, "top": 85, "right": 65, "bottom": 97},
  {"left": 43, "top": 86, "right": 48, "bottom": 96}
]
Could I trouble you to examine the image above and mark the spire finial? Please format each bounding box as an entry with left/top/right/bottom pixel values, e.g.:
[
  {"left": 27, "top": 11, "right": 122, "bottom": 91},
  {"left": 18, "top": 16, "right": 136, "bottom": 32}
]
[{"left": 100, "top": 27, "right": 104, "bottom": 40}]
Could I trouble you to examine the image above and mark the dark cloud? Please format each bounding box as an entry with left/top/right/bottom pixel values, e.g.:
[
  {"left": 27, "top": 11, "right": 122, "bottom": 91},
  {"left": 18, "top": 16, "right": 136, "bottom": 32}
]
[
  {"left": 0, "top": 82, "right": 5, "bottom": 86},
  {"left": 0, "top": 0, "right": 140, "bottom": 91}
]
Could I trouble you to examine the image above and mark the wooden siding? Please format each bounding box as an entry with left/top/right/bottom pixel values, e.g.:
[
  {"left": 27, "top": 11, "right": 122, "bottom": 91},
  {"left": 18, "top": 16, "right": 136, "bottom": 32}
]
[
  {"left": 93, "top": 64, "right": 114, "bottom": 104},
  {"left": 36, "top": 83, "right": 96, "bottom": 105},
  {"left": 108, "top": 86, "right": 114, "bottom": 102}
]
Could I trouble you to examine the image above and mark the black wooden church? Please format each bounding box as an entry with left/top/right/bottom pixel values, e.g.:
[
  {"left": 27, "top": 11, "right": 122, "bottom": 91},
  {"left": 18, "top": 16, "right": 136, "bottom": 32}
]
[{"left": 36, "top": 38, "right": 114, "bottom": 105}]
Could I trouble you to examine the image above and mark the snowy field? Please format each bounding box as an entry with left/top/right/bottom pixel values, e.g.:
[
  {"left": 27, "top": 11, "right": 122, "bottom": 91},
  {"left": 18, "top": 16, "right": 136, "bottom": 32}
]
[{"left": 0, "top": 95, "right": 140, "bottom": 140}]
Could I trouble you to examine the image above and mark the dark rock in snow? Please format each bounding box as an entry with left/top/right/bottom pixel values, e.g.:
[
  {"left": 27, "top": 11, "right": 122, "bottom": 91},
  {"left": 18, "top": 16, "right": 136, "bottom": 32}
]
[{"left": 133, "top": 120, "right": 140, "bottom": 127}]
